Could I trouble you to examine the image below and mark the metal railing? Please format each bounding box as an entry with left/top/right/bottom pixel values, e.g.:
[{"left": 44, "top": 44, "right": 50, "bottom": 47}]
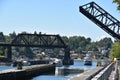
[{"left": 91, "top": 62, "right": 114, "bottom": 80}]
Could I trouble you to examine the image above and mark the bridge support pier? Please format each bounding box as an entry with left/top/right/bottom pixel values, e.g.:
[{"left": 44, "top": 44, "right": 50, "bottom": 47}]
[
  {"left": 5, "top": 46, "right": 12, "bottom": 61},
  {"left": 63, "top": 47, "right": 73, "bottom": 65}
]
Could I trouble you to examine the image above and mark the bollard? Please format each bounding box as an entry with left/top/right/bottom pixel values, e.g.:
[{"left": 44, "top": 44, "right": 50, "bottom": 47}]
[
  {"left": 114, "top": 58, "right": 117, "bottom": 65},
  {"left": 97, "top": 60, "right": 101, "bottom": 67},
  {"left": 17, "top": 61, "right": 23, "bottom": 69}
]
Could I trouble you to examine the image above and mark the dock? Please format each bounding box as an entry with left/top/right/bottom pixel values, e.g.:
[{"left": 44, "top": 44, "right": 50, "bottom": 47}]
[{"left": 0, "top": 64, "right": 55, "bottom": 80}]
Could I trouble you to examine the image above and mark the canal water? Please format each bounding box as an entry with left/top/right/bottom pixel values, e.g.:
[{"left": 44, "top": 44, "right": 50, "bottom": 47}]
[
  {"left": 0, "top": 60, "right": 97, "bottom": 80},
  {"left": 32, "top": 60, "right": 97, "bottom": 80},
  {"left": 0, "top": 64, "right": 13, "bottom": 70}
]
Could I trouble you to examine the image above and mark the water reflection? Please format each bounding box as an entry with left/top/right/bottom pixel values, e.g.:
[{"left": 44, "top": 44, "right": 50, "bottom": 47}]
[
  {"left": 55, "top": 67, "right": 84, "bottom": 77},
  {"left": 32, "top": 60, "right": 97, "bottom": 80},
  {"left": 32, "top": 76, "right": 67, "bottom": 80},
  {"left": 0, "top": 65, "right": 13, "bottom": 70}
]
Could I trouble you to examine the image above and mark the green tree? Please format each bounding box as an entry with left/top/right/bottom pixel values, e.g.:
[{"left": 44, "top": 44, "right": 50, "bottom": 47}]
[
  {"left": 96, "top": 37, "right": 113, "bottom": 49},
  {"left": 0, "top": 32, "right": 5, "bottom": 42},
  {"left": 68, "top": 36, "right": 91, "bottom": 51},
  {"left": 0, "top": 47, "right": 4, "bottom": 56},
  {"left": 110, "top": 40, "right": 120, "bottom": 58},
  {"left": 113, "top": 0, "right": 120, "bottom": 10},
  {"left": 5, "top": 35, "right": 11, "bottom": 43},
  {"left": 24, "top": 47, "right": 35, "bottom": 59},
  {"left": 19, "top": 47, "right": 34, "bottom": 59},
  {"left": 0, "top": 32, "right": 5, "bottom": 56},
  {"left": 86, "top": 43, "right": 98, "bottom": 51},
  {"left": 9, "top": 31, "right": 16, "bottom": 40}
]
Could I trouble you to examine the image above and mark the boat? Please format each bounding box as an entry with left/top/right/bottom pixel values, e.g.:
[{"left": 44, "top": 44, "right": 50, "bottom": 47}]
[
  {"left": 84, "top": 54, "right": 92, "bottom": 65},
  {"left": 22, "top": 60, "right": 31, "bottom": 66},
  {"left": 12, "top": 60, "right": 31, "bottom": 67},
  {"left": 50, "top": 58, "right": 63, "bottom": 67}
]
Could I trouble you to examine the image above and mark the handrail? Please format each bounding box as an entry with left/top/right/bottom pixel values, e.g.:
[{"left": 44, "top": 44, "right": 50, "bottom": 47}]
[{"left": 91, "top": 62, "right": 114, "bottom": 80}]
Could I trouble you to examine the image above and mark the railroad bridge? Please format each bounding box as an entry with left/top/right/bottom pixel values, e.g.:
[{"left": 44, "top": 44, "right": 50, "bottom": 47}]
[
  {"left": 0, "top": 33, "right": 73, "bottom": 65},
  {"left": 80, "top": 2, "right": 120, "bottom": 40}
]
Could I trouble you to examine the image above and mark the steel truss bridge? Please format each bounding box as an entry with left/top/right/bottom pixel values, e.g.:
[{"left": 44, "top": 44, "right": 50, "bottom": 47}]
[
  {"left": 80, "top": 2, "right": 120, "bottom": 39},
  {"left": 0, "top": 33, "right": 73, "bottom": 65}
]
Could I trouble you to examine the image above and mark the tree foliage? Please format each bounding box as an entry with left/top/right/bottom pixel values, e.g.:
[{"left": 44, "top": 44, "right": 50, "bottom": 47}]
[
  {"left": 0, "top": 32, "right": 5, "bottom": 43},
  {"left": 113, "top": 0, "right": 120, "bottom": 10},
  {"left": 96, "top": 38, "right": 113, "bottom": 49},
  {"left": 110, "top": 40, "right": 120, "bottom": 58},
  {"left": 62, "top": 36, "right": 113, "bottom": 53}
]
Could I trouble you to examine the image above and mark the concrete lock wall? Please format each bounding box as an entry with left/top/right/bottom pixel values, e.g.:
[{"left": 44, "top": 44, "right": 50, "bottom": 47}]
[{"left": 0, "top": 64, "right": 55, "bottom": 80}]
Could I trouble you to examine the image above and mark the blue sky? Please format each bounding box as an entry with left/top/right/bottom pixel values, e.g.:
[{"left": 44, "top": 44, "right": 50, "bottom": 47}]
[{"left": 0, "top": 0, "right": 119, "bottom": 41}]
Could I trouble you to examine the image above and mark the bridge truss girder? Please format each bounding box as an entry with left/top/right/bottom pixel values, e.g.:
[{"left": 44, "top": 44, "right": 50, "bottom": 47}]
[
  {"left": 80, "top": 2, "right": 120, "bottom": 39},
  {"left": 11, "top": 33, "right": 66, "bottom": 48}
]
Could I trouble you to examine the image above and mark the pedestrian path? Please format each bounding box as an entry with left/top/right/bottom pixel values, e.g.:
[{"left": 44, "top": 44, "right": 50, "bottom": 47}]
[
  {"left": 109, "top": 60, "right": 120, "bottom": 80},
  {"left": 109, "top": 69, "right": 115, "bottom": 80},
  {"left": 70, "top": 67, "right": 103, "bottom": 80}
]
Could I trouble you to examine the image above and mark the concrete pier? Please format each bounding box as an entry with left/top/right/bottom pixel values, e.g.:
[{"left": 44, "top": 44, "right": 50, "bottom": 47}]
[{"left": 0, "top": 64, "right": 55, "bottom": 80}]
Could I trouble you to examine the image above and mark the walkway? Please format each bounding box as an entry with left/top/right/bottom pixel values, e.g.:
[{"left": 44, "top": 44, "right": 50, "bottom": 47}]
[
  {"left": 109, "top": 60, "right": 120, "bottom": 80},
  {"left": 70, "top": 67, "right": 103, "bottom": 80}
]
